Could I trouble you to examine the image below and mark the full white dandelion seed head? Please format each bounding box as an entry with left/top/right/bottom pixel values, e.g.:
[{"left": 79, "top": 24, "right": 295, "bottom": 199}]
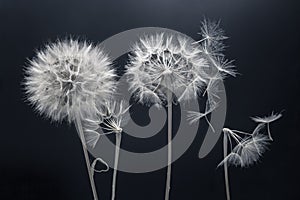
[
  {"left": 24, "top": 39, "right": 117, "bottom": 123},
  {"left": 126, "top": 33, "right": 209, "bottom": 106},
  {"left": 251, "top": 111, "right": 283, "bottom": 124}
]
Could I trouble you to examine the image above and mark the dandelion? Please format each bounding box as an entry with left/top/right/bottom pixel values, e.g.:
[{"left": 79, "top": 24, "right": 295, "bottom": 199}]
[
  {"left": 251, "top": 111, "right": 283, "bottom": 140},
  {"left": 126, "top": 32, "right": 209, "bottom": 200},
  {"left": 218, "top": 128, "right": 269, "bottom": 168},
  {"left": 24, "top": 39, "right": 117, "bottom": 200},
  {"left": 126, "top": 33, "right": 208, "bottom": 105},
  {"left": 216, "top": 110, "right": 281, "bottom": 200},
  {"left": 100, "top": 100, "right": 130, "bottom": 200}
]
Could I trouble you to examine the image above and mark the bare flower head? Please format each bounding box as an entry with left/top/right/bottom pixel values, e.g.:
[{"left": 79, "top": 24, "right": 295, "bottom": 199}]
[
  {"left": 126, "top": 33, "right": 209, "bottom": 105},
  {"left": 24, "top": 39, "right": 117, "bottom": 123}
]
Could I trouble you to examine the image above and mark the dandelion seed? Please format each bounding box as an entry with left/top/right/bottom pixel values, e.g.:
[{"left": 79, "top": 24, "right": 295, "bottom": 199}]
[
  {"left": 194, "top": 19, "right": 237, "bottom": 78},
  {"left": 251, "top": 111, "right": 282, "bottom": 140},
  {"left": 187, "top": 100, "right": 219, "bottom": 131},
  {"left": 251, "top": 111, "right": 282, "bottom": 124},
  {"left": 187, "top": 19, "right": 236, "bottom": 133}
]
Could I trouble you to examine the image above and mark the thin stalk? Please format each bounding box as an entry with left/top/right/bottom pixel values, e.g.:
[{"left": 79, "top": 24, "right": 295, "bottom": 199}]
[
  {"left": 165, "top": 92, "right": 172, "bottom": 200},
  {"left": 111, "top": 132, "right": 122, "bottom": 200},
  {"left": 267, "top": 123, "right": 273, "bottom": 141},
  {"left": 75, "top": 114, "right": 98, "bottom": 200},
  {"left": 223, "top": 134, "right": 231, "bottom": 200}
]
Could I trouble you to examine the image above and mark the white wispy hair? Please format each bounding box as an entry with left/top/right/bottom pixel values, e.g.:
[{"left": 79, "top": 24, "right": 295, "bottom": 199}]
[
  {"left": 218, "top": 127, "right": 270, "bottom": 168},
  {"left": 24, "top": 39, "right": 117, "bottom": 123},
  {"left": 196, "top": 19, "right": 228, "bottom": 52},
  {"left": 251, "top": 111, "right": 282, "bottom": 140},
  {"left": 194, "top": 19, "right": 237, "bottom": 79},
  {"left": 187, "top": 100, "right": 219, "bottom": 131},
  {"left": 80, "top": 100, "right": 130, "bottom": 148},
  {"left": 251, "top": 111, "right": 282, "bottom": 123},
  {"left": 186, "top": 19, "right": 236, "bottom": 131},
  {"left": 126, "top": 33, "right": 209, "bottom": 105},
  {"left": 100, "top": 100, "right": 130, "bottom": 135}
]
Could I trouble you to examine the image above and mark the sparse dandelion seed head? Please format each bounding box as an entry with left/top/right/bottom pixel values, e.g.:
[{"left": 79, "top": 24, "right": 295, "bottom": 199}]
[
  {"left": 126, "top": 33, "right": 209, "bottom": 106},
  {"left": 219, "top": 127, "right": 270, "bottom": 168},
  {"left": 237, "top": 134, "right": 269, "bottom": 167},
  {"left": 101, "top": 100, "right": 130, "bottom": 135},
  {"left": 24, "top": 39, "right": 117, "bottom": 123}
]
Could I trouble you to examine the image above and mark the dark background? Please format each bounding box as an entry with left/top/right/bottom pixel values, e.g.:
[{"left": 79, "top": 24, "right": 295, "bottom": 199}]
[{"left": 0, "top": 0, "right": 299, "bottom": 199}]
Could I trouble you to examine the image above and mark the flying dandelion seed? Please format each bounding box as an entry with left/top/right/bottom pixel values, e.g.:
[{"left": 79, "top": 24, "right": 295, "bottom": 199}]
[
  {"left": 251, "top": 111, "right": 283, "bottom": 140},
  {"left": 24, "top": 39, "right": 117, "bottom": 200}
]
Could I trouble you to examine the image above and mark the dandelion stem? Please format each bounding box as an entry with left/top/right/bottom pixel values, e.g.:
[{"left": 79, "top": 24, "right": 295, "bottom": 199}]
[
  {"left": 111, "top": 133, "right": 122, "bottom": 200},
  {"left": 223, "top": 134, "right": 231, "bottom": 200},
  {"left": 165, "top": 91, "right": 172, "bottom": 200},
  {"left": 75, "top": 114, "right": 98, "bottom": 200}
]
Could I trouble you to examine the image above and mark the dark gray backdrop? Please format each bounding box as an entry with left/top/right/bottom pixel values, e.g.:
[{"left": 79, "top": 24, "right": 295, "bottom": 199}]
[{"left": 0, "top": 0, "right": 299, "bottom": 199}]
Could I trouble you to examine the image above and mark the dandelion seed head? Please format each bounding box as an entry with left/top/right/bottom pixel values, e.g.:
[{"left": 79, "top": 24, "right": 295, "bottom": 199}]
[
  {"left": 126, "top": 33, "right": 209, "bottom": 105},
  {"left": 198, "top": 19, "right": 228, "bottom": 55},
  {"left": 24, "top": 39, "right": 117, "bottom": 123},
  {"left": 237, "top": 134, "right": 269, "bottom": 167},
  {"left": 220, "top": 133, "right": 270, "bottom": 168}
]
